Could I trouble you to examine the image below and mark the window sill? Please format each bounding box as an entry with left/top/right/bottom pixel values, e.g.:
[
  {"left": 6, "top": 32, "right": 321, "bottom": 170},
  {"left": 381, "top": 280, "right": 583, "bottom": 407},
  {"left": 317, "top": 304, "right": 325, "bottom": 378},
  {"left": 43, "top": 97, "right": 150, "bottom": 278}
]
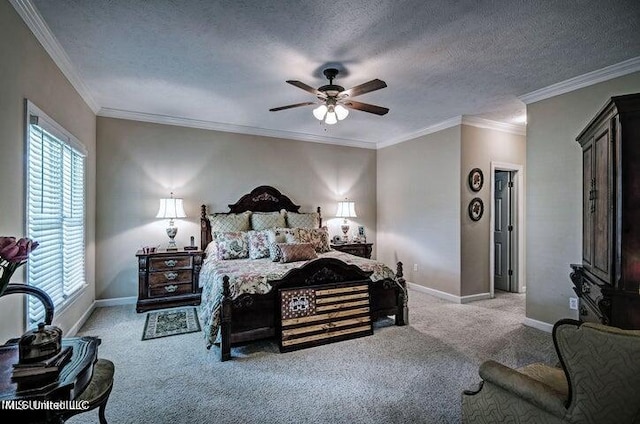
[
  {"left": 58, "top": 283, "right": 89, "bottom": 316},
  {"left": 29, "top": 283, "right": 89, "bottom": 327}
]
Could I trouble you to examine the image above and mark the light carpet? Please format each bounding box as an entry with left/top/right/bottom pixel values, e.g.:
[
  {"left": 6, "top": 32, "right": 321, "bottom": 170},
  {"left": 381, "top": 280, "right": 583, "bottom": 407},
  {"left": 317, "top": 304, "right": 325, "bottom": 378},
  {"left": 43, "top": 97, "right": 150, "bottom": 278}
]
[{"left": 67, "top": 290, "right": 557, "bottom": 424}]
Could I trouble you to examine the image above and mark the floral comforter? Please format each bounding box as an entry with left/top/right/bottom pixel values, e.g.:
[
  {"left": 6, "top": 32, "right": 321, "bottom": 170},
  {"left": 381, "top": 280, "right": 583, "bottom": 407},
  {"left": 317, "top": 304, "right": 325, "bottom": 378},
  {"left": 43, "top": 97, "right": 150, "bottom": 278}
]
[{"left": 199, "top": 250, "right": 396, "bottom": 348}]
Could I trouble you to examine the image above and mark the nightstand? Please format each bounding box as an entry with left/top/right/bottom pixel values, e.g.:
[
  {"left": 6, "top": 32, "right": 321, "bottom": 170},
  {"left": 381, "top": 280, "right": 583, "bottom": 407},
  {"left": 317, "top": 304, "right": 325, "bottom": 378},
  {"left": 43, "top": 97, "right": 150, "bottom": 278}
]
[
  {"left": 136, "top": 249, "right": 203, "bottom": 312},
  {"left": 330, "top": 242, "right": 373, "bottom": 259}
]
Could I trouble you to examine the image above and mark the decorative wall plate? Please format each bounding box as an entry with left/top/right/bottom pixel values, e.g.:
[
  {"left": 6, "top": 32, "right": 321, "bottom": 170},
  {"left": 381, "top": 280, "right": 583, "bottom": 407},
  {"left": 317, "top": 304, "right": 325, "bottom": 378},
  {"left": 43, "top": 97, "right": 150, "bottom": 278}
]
[
  {"left": 468, "top": 168, "right": 484, "bottom": 192},
  {"left": 468, "top": 197, "right": 484, "bottom": 221}
]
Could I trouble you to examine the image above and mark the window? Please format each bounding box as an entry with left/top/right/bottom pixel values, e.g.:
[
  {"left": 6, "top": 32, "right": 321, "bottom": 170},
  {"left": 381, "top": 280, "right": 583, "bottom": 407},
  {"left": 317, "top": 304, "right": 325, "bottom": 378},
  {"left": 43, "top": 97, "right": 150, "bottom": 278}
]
[{"left": 26, "top": 101, "right": 87, "bottom": 325}]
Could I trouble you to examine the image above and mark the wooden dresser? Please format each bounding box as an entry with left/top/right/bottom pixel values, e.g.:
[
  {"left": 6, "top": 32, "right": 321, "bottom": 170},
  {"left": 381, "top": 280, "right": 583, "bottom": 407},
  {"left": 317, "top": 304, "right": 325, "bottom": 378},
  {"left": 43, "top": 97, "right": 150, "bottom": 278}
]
[
  {"left": 570, "top": 93, "right": 640, "bottom": 329},
  {"left": 331, "top": 242, "right": 373, "bottom": 259},
  {"left": 136, "top": 249, "right": 203, "bottom": 312}
]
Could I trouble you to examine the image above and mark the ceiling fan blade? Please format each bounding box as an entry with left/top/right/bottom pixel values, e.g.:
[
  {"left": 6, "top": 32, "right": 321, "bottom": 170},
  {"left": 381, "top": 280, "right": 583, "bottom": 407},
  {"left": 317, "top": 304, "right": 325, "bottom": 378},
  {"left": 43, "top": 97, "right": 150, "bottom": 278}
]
[
  {"left": 343, "top": 100, "right": 389, "bottom": 116},
  {"left": 269, "top": 101, "right": 317, "bottom": 112},
  {"left": 340, "top": 79, "right": 387, "bottom": 98},
  {"left": 286, "top": 80, "right": 326, "bottom": 98}
]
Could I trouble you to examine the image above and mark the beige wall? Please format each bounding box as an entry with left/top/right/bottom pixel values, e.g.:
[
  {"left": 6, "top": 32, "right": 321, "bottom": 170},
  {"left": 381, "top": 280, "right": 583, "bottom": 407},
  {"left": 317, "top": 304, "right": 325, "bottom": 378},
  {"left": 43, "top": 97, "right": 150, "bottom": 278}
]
[
  {"left": 377, "top": 126, "right": 462, "bottom": 295},
  {"left": 4, "top": 0, "right": 637, "bottom": 331},
  {"left": 95, "top": 117, "right": 377, "bottom": 299},
  {"left": 526, "top": 71, "right": 640, "bottom": 325},
  {"left": 0, "top": 2, "right": 96, "bottom": 340},
  {"left": 460, "top": 125, "right": 526, "bottom": 296}
]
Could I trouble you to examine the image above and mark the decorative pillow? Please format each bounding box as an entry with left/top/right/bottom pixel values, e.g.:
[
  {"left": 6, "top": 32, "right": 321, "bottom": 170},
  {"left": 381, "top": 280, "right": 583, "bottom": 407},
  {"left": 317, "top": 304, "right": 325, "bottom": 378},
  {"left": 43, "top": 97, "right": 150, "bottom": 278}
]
[
  {"left": 214, "top": 231, "right": 249, "bottom": 260},
  {"left": 208, "top": 211, "right": 251, "bottom": 233},
  {"left": 295, "top": 227, "right": 331, "bottom": 253},
  {"left": 251, "top": 210, "right": 286, "bottom": 230},
  {"left": 277, "top": 242, "right": 317, "bottom": 263},
  {"left": 267, "top": 227, "right": 299, "bottom": 262},
  {"left": 286, "top": 212, "right": 319, "bottom": 229},
  {"left": 247, "top": 230, "right": 271, "bottom": 259}
]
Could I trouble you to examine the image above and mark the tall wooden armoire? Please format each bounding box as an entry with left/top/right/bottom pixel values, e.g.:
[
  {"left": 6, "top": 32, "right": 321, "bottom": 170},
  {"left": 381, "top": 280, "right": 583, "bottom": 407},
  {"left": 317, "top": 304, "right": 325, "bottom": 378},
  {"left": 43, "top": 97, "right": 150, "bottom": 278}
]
[{"left": 570, "top": 93, "right": 640, "bottom": 329}]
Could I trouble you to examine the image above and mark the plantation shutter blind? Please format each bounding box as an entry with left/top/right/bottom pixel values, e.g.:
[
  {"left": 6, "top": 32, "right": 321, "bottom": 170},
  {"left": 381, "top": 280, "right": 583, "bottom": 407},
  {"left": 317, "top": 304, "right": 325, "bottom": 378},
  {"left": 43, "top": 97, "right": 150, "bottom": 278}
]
[{"left": 26, "top": 110, "right": 86, "bottom": 326}]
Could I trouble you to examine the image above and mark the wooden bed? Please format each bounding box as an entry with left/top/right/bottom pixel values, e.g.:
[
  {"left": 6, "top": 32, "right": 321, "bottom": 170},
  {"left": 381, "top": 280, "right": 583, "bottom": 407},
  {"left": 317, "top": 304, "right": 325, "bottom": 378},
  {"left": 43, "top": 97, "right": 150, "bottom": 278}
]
[{"left": 200, "top": 185, "right": 408, "bottom": 361}]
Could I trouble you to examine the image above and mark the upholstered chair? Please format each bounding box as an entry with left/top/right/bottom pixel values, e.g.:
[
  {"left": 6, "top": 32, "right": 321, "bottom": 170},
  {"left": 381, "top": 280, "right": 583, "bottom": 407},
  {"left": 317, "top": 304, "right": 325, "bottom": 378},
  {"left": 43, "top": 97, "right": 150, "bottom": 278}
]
[{"left": 461, "top": 319, "right": 640, "bottom": 424}]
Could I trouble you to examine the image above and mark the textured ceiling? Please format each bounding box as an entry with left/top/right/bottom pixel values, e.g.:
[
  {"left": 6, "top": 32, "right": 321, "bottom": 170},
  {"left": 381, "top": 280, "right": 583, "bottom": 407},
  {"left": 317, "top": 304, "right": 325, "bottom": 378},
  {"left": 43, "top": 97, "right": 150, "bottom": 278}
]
[{"left": 29, "top": 0, "right": 640, "bottom": 146}]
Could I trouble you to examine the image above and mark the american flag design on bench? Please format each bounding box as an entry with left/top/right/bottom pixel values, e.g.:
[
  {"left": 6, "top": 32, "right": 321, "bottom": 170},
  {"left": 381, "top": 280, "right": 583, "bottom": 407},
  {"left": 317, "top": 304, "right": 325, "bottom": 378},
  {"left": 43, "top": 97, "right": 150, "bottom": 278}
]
[{"left": 279, "top": 282, "right": 373, "bottom": 352}]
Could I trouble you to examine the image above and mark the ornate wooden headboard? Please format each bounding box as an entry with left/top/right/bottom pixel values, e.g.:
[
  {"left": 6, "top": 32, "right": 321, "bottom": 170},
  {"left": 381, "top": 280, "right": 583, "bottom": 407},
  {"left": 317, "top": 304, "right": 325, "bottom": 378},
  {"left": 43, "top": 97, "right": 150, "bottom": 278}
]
[{"left": 200, "top": 185, "right": 322, "bottom": 251}]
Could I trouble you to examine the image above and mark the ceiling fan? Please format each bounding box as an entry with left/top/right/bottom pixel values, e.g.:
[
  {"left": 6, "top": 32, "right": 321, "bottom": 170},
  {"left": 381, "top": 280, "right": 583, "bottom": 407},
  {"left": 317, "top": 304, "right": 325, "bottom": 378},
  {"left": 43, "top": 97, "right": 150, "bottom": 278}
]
[{"left": 269, "top": 68, "right": 389, "bottom": 125}]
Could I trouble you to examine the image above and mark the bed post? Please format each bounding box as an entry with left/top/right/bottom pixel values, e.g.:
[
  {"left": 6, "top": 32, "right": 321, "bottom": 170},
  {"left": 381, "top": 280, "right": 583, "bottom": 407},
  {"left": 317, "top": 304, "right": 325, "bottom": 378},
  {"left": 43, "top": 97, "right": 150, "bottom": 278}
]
[
  {"left": 220, "top": 276, "right": 232, "bottom": 361},
  {"left": 317, "top": 206, "right": 322, "bottom": 228},
  {"left": 395, "top": 262, "right": 409, "bottom": 326},
  {"left": 200, "top": 204, "right": 210, "bottom": 252}
]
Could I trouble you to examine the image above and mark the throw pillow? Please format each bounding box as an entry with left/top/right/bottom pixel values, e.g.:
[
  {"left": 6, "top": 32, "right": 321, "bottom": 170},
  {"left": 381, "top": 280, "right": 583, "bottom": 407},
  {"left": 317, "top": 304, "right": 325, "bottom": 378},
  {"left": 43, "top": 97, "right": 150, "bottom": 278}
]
[
  {"left": 286, "top": 212, "right": 319, "bottom": 229},
  {"left": 250, "top": 210, "right": 286, "bottom": 230},
  {"left": 208, "top": 211, "right": 251, "bottom": 233},
  {"left": 296, "top": 227, "right": 331, "bottom": 253},
  {"left": 277, "top": 242, "right": 317, "bottom": 263},
  {"left": 267, "top": 227, "right": 299, "bottom": 261},
  {"left": 215, "top": 231, "right": 249, "bottom": 260},
  {"left": 248, "top": 230, "right": 271, "bottom": 259}
]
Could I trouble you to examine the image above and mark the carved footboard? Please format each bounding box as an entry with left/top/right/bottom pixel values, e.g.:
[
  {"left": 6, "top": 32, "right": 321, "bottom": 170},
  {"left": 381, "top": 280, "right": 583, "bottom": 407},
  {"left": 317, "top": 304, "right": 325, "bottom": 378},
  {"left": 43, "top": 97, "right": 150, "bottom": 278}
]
[{"left": 218, "top": 258, "right": 408, "bottom": 361}]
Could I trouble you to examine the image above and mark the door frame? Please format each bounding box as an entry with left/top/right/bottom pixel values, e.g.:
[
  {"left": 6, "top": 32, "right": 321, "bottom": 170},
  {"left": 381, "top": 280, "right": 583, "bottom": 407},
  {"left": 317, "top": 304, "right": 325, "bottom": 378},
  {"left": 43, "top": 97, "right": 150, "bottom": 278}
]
[{"left": 489, "top": 161, "right": 525, "bottom": 297}]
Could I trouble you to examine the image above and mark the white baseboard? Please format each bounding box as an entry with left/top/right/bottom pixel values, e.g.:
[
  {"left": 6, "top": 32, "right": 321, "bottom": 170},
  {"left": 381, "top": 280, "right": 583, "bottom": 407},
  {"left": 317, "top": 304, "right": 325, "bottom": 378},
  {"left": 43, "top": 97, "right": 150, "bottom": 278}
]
[
  {"left": 460, "top": 292, "right": 492, "bottom": 304},
  {"left": 95, "top": 296, "right": 137, "bottom": 308},
  {"left": 63, "top": 296, "right": 136, "bottom": 336},
  {"left": 66, "top": 301, "right": 96, "bottom": 337},
  {"left": 407, "top": 282, "right": 491, "bottom": 304},
  {"left": 523, "top": 317, "right": 554, "bottom": 333}
]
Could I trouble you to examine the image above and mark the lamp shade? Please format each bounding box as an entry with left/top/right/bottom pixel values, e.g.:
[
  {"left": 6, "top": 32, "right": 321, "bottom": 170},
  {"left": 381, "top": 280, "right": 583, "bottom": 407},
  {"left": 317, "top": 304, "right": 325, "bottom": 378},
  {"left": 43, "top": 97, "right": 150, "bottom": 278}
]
[
  {"left": 155, "top": 195, "right": 186, "bottom": 219},
  {"left": 336, "top": 200, "right": 357, "bottom": 218},
  {"left": 335, "top": 104, "right": 349, "bottom": 120},
  {"left": 313, "top": 104, "right": 328, "bottom": 120},
  {"left": 325, "top": 111, "right": 338, "bottom": 125}
]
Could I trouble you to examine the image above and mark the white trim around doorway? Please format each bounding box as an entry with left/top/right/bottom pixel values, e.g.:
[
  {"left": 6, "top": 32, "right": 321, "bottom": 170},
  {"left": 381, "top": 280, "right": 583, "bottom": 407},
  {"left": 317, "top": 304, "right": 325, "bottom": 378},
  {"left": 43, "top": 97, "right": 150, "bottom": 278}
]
[{"left": 489, "top": 162, "right": 526, "bottom": 297}]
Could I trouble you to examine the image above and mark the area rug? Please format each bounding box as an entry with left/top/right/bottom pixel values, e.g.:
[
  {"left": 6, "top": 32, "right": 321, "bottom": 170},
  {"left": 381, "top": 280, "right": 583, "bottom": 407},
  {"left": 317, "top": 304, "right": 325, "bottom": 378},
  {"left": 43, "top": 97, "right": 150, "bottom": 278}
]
[{"left": 142, "top": 307, "right": 201, "bottom": 340}]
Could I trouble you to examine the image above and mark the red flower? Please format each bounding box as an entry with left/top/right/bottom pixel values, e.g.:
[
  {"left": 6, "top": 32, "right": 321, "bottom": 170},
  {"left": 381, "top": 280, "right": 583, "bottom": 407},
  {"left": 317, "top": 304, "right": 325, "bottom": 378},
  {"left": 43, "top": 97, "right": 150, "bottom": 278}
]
[
  {"left": 0, "top": 236, "right": 39, "bottom": 296},
  {"left": 0, "top": 236, "right": 15, "bottom": 251},
  {"left": 0, "top": 237, "right": 39, "bottom": 263}
]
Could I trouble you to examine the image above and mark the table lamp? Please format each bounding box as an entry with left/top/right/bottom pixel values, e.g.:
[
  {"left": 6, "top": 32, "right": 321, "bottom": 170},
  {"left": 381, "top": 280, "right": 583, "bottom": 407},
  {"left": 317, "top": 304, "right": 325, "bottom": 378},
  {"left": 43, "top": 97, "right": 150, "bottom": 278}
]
[
  {"left": 156, "top": 192, "right": 186, "bottom": 251},
  {"left": 336, "top": 199, "right": 357, "bottom": 242}
]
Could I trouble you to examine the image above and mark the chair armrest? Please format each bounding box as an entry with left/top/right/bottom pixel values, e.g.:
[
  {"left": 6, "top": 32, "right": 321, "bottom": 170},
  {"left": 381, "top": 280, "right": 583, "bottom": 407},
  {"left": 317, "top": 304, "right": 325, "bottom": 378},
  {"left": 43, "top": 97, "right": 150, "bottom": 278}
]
[{"left": 479, "top": 360, "right": 567, "bottom": 417}]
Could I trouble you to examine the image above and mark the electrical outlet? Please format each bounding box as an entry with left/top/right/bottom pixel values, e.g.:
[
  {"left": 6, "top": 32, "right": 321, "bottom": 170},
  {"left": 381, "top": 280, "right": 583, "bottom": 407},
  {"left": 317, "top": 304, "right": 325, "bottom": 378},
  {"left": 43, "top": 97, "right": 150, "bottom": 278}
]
[
  {"left": 569, "top": 297, "right": 578, "bottom": 310},
  {"left": 413, "top": 264, "right": 418, "bottom": 272}
]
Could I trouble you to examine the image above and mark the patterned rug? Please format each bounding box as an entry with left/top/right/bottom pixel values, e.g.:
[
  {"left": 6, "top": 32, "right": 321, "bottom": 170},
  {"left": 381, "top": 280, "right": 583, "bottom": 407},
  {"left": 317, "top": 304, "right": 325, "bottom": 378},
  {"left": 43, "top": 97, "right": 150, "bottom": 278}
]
[{"left": 142, "top": 307, "right": 201, "bottom": 340}]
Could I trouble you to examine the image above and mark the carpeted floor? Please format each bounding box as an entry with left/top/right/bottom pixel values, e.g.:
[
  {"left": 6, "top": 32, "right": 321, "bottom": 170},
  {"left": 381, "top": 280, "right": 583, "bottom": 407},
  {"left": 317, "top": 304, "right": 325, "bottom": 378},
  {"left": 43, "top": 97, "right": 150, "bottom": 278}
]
[{"left": 67, "top": 289, "right": 557, "bottom": 424}]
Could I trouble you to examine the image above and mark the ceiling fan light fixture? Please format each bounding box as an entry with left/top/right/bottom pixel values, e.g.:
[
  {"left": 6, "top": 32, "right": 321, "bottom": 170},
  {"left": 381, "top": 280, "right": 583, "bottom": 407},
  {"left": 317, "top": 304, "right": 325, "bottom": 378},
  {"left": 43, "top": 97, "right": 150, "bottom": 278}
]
[
  {"left": 313, "top": 104, "right": 328, "bottom": 120},
  {"left": 335, "top": 104, "right": 349, "bottom": 120},
  {"left": 272, "top": 68, "right": 388, "bottom": 123}
]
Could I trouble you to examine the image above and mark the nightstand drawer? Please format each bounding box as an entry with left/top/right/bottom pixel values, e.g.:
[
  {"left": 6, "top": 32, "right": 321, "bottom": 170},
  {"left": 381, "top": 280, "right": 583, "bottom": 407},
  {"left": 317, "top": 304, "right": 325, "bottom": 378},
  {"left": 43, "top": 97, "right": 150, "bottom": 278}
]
[
  {"left": 149, "top": 256, "right": 192, "bottom": 271},
  {"left": 136, "top": 248, "right": 203, "bottom": 313},
  {"left": 149, "top": 282, "right": 193, "bottom": 298},
  {"left": 149, "top": 269, "right": 193, "bottom": 287}
]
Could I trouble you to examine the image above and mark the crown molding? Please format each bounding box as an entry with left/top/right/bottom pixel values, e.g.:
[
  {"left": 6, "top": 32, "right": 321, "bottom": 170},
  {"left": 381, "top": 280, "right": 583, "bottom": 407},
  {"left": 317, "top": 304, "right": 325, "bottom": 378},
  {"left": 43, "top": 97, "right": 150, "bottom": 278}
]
[
  {"left": 376, "top": 115, "right": 525, "bottom": 149},
  {"left": 461, "top": 116, "right": 526, "bottom": 136},
  {"left": 98, "top": 108, "right": 378, "bottom": 149},
  {"left": 519, "top": 56, "right": 640, "bottom": 105},
  {"left": 10, "top": 0, "right": 100, "bottom": 113},
  {"left": 377, "top": 116, "right": 463, "bottom": 149}
]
